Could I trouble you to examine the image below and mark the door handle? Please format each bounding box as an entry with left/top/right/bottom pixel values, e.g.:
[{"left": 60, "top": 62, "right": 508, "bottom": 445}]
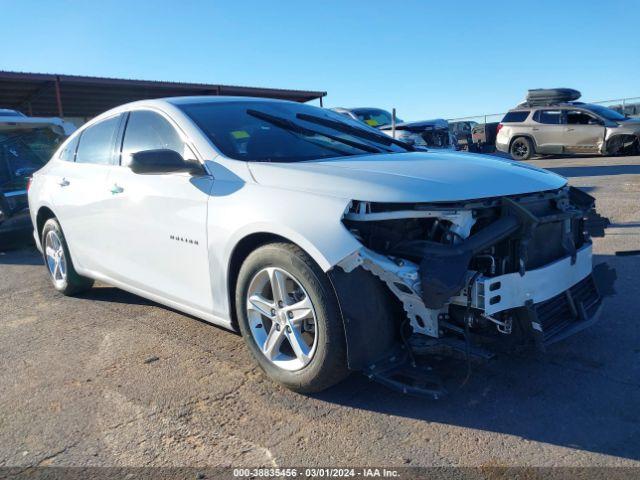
[
  {"left": 566, "top": 128, "right": 575, "bottom": 132},
  {"left": 110, "top": 184, "right": 124, "bottom": 195},
  {"left": 58, "top": 178, "right": 70, "bottom": 187},
  {"left": 532, "top": 127, "right": 540, "bottom": 131}
]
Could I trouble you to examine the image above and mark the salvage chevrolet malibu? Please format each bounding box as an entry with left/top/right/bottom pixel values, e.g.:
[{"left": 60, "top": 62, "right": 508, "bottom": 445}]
[{"left": 28, "top": 97, "right": 609, "bottom": 394}]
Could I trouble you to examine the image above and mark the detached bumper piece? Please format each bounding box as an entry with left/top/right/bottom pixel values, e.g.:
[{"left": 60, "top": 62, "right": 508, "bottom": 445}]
[
  {"left": 364, "top": 350, "right": 446, "bottom": 400},
  {"left": 525, "top": 274, "right": 602, "bottom": 347}
]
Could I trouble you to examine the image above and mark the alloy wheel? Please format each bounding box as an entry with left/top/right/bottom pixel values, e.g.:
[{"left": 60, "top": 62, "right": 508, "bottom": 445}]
[
  {"left": 246, "top": 267, "right": 318, "bottom": 371},
  {"left": 45, "top": 230, "right": 67, "bottom": 289},
  {"left": 513, "top": 141, "right": 529, "bottom": 158}
]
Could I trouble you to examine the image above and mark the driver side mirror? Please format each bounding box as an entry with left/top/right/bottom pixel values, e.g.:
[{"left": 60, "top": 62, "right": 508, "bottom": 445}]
[
  {"left": 588, "top": 118, "right": 603, "bottom": 126},
  {"left": 129, "top": 149, "right": 205, "bottom": 175}
]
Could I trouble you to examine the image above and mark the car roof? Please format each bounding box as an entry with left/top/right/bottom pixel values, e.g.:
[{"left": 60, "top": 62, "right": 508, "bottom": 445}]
[
  {"left": 0, "top": 108, "right": 26, "bottom": 117},
  {"left": 101, "top": 95, "right": 297, "bottom": 113},
  {"left": 509, "top": 102, "right": 600, "bottom": 112},
  {"left": 164, "top": 95, "right": 295, "bottom": 105},
  {"left": 81, "top": 96, "right": 303, "bottom": 128}
]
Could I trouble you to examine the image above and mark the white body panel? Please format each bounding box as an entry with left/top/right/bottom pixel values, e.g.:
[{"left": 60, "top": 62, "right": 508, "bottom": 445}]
[
  {"left": 453, "top": 244, "right": 593, "bottom": 315},
  {"left": 247, "top": 152, "right": 565, "bottom": 203},
  {"left": 28, "top": 97, "right": 572, "bottom": 331},
  {"left": 99, "top": 168, "right": 214, "bottom": 313},
  {"left": 41, "top": 161, "right": 114, "bottom": 273}
]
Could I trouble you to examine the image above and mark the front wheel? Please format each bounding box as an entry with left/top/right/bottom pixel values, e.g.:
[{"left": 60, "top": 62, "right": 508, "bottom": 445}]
[
  {"left": 41, "top": 218, "right": 94, "bottom": 295},
  {"left": 510, "top": 137, "right": 534, "bottom": 160},
  {"left": 235, "top": 242, "right": 348, "bottom": 393}
]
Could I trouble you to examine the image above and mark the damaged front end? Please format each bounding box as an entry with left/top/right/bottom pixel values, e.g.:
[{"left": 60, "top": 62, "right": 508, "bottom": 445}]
[{"left": 332, "top": 186, "right": 615, "bottom": 377}]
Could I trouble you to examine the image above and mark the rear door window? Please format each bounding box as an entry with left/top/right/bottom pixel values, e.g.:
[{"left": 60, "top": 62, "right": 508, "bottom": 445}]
[
  {"left": 534, "top": 110, "right": 564, "bottom": 125},
  {"left": 75, "top": 115, "right": 120, "bottom": 165},
  {"left": 501, "top": 111, "right": 529, "bottom": 123},
  {"left": 59, "top": 135, "right": 80, "bottom": 162}
]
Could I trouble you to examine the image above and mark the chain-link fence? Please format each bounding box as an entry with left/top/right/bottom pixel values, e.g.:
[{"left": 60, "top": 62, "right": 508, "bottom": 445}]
[
  {"left": 447, "top": 96, "right": 640, "bottom": 125},
  {"left": 591, "top": 97, "right": 640, "bottom": 117}
]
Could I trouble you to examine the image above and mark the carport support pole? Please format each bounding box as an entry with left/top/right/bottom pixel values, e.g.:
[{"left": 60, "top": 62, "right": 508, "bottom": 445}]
[{"left": 54, "top": 76, "right": 64, "bottom": 118}]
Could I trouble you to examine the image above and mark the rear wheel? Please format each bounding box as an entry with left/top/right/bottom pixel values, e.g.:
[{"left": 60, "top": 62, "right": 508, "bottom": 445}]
[
  {"left": 236, "top": 242, "right": 348, "bottom": 393},
  {"left": 510, "top": 136, "right": 534, "bottom": 160},
  {"left": 42, "top": 218, "right": 94, "bottom": 295}
]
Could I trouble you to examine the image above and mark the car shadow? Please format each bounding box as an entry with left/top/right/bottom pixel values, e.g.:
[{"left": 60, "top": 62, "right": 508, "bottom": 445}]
[
  {"left": 0, "top": 232, "right": 35, "bottom": 253},
  {"left": 0, "top": 246, "right": 42, "bottom": 265},
  {"left": 76, "top": 286, "right": 156, "bottom": 307},
  {"left": 75, "top": 285, "right": 240, "bottom": 335},
  {"left": 312, "top": 253, "right": 640, "bottom": 461},
  {"left": 545, "top": 164, "right": 640, "bottom": 178}
]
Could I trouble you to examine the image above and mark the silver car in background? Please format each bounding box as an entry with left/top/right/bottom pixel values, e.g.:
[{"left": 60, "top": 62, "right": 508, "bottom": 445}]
[{"left": 496, "top": 102, "right": 640, "bottom": 160}]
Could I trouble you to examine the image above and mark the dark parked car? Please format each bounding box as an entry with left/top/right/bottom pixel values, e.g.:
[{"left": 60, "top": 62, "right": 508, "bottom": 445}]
[
  {"left": 449, "top": 121, "right": 477, "bottom": 151},
  {"left": 0, "top": 113, "right": 73, "bottom": 243},
  {"left": 471, "top": 122, "right": 499, "bottom": 153}
]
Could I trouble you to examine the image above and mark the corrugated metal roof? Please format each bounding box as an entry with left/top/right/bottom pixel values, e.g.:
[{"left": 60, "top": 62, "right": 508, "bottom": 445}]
[{"left": 0, "top": 70, "right": 326, "bottom": 118}]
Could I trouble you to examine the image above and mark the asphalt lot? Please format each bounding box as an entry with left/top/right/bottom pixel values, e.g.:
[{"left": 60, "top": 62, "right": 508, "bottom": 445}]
[{"left": 1, "top": 154, "right": 639, "bottom": 468}]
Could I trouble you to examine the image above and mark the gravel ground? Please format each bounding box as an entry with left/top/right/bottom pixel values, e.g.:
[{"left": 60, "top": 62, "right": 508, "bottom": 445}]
[{"left": 1, "top": 154, "right": 639, "bottom": 468}]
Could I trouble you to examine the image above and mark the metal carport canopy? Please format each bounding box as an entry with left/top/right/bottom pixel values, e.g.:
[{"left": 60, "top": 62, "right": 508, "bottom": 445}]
[{"left": 0, "top": 70, "right": 327, "bottom": 118}]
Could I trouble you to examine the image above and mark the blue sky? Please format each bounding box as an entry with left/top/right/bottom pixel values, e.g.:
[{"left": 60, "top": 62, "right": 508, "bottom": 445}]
[{"left": 3, "top": 0, "right": 639, "bottom": 121}]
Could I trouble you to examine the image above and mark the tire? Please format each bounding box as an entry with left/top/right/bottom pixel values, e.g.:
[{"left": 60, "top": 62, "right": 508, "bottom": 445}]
[
  {"left": 626, "top": 138, "right": 640, "bottom": 156},
  {"left": 510, "top": 137, "right": 534, "bottom": 161},
  {"left": 41, "top": 218, "right": 94, "bottom": 295},
  {"left": 235, "top": 242, "right": 349, "bottom": 393}
]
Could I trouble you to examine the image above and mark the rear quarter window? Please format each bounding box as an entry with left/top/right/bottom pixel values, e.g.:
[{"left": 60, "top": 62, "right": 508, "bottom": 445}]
[
  {"left": 502, "top": 111, "right": 530, "bottom": 123},
  {"left": 59, "top": 135, "right": 80, "bottom": 162},
  {"left": 75, "top": 115, "right": 120, "bottom": 165}
]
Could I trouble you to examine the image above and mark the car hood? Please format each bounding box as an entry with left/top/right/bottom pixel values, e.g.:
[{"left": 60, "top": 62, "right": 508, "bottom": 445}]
[
  {"left": 616, "top": 118, "right": 640, "bottom": 127},
  {"left": 247, "top": 151, "right": 567, "bottom": 203}
]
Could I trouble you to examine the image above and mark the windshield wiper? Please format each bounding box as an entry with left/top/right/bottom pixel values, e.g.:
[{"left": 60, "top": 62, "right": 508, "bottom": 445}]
[
  {"left": 295, "top": 113, "right": 416, "bottom": 151},
  {"left": 246, "top": 110, "right": 383, "bottom": 154}
]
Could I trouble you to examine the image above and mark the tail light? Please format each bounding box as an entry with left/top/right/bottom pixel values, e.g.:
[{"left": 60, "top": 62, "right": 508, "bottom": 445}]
[
  {"left": 26, "top": 177, "right": 32, "bottom": 192},
  {"left": 496, "top": 123, "right": 503, "bottom": 133}
]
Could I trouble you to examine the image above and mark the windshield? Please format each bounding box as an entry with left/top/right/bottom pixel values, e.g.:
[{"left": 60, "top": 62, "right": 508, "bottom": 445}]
[
  {"left": 179, "top": 101, "right": 412, "bottom": 162},
  {"left": 0, "top": 127, "right": 65, "bottom": 193},
  {"left": 583, "top": 104, "right": 627, "bottom": 122}
]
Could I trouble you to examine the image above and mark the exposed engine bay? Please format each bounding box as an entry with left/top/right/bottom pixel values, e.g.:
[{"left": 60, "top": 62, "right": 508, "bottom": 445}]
[{"left": 333, "top": 186, "right": 614, "bottom": 381}]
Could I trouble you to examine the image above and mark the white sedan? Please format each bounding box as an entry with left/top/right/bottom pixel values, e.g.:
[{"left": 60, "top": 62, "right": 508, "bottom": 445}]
[{"left": 28, "top": 97, "right": 606, "bottom": 393}]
